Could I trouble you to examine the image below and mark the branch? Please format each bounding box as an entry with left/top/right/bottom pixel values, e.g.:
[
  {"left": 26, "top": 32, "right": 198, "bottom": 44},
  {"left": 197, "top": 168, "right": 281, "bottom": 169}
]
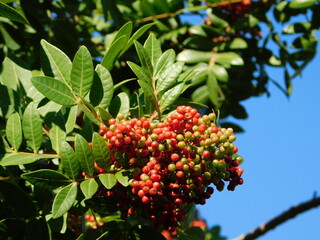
[{"left": 233, "top": 195, "right": 320, "bottom": 240}]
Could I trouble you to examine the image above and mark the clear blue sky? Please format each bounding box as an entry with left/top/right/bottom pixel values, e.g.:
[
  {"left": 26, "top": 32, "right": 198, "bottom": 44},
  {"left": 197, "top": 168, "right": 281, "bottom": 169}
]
[{"left": 180, "top": 9, "right": 320, "bottom": 240}]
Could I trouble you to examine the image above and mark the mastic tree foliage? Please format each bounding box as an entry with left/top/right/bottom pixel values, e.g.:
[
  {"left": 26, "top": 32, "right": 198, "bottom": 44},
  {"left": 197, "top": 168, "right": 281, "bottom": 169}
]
[{"left": 0, "top": 0, "right": 319, "bottom": 239}]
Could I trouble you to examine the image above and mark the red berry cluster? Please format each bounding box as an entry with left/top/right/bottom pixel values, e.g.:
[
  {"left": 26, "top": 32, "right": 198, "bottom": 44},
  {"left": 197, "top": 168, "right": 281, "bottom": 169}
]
[
  {"left": 84, "top": 214, "right": 104, "bottom": 229},
  {"left": 218, "top": 0, "right": 251, "bottom": 19},
  {"left": 97, "top": 106, "right": 244, "bottom": 232}
]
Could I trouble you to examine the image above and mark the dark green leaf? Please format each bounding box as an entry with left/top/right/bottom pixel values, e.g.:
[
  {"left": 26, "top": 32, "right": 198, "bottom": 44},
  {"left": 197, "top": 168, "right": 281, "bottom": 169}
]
[
  {"left": 21, "top": 169, "right": 72, "bottom": 189},
  {"left": 178, "top": 227, "right": 205, "bottom": 240},
  {"left": 207, "top": 69, "right": 220, "bottom": 107},
  {"left": 5, "top": 112, "right": 22, "bottom": 151},
  {"left": 157, "top": 62, "right": 184, "bottom": 93},
  {"left": 123, "top": 23, "right": 155, "bottom": 54},
  {"left": 95, "top": 64, "right": 114, "bottom": 108},
  {"left": 75, "top": 134, "right": 95, "bottom": 177},
  {"left": 138, "top": 80, "right": 159, "bottom": 112},
  {"left": 144, "top": 33, "right": 162, "bottom": 68},
  {"left": 50, "top": 113, "right": 66, "bottom": 154},
  {"left": 115, "top": 170, "right": 131, "bottom": 187},
  {"left": 101, "top": 35, "right": 127, "bottom": 71},
  {"left": 40, "top": 40, "right": 72, "bottom": 85},
  {"left": 22, "top": 102, "right": 43, "bottom": 152},
  {"left": 230, "top": 103, "right": 248, "bottom": 119},
  {"left": 0, "top": 2, "right": 29, "bottom": 24},
  {"left": 97, "top": 107, "right": 113, "bottom": 125},
  {"left": 0, "top": 153, "right": 58, "bottom": 166},
  {"left": 78, "top": 97, "right": 101, "bottom": 125},
  {"left": 0, "top": 181, "right": 36, "bottom": 218},
  {"left": 80, "top": 178, "right": 98, "bottom": 199},
  {"left": 132, "top": 225, "right": 166, "bottom": 240},
  {"left": 31, "top": 76, "right": 76, "bottom": 105},
  {"left": 101, "top": 0, "right": 125, "bottom": 29},
  {"left": 60, "top": 141, "right": 80, "bottom": 180},
  {"left": 92, "top": 132, "right": 110, "bottom": 170},
  {"left": 71, "top": 46, "right": 94, "bottom": 97},
  {"left": 206, "top": 8, "right": 229, "bottom": 29},
  {"left": 127, "top": 61, "right": 152, "bottom": 84},
  {"left": 283, "top": 22, "right": 311, "bottom": 34},
  {"left": 160, "top": 82, "right": 185, "bottom": 112},
  {"left": 65, "top": 106, "right": 78, "bottom": 134},
  {"left": 99, "top": 173, "right": 117, "bottom": 189},
  {"left": 154, "top": 49, "right": 176, "bottom": 78},
  {"left": 134, "top": 41, "right": 153, "bottom": 76},
  {"left": 52, "top": 182, "right": 78, "bottom": 219}
]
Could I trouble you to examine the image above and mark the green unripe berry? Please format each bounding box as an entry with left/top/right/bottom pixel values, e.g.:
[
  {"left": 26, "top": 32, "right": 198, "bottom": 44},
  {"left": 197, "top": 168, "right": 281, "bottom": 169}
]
[
  {"left": 116, "top": 113, "right": 124, "bottom": 120},
  {"left": 176, "top": 134, "right": 184, "bottom": 141},
  {"left": 168, "top": 163, "right": 176, "bottom": 172},
  {"left": 197, "top": 147, "right": 204, "bottom": 154},
  {"left": 158, "top": 144, "right": 165, "bottom": 151},
  {"left": 204, "top": 171, "right": 211, "bottom": 180},
  {"left": 185, "top": 131, "right": 192, "bottom": 139},
  {"left": 194, "top": 131, "right": 201, "bottom": 138},
  {"left": 208, "top": 113, "right": 216, "bottom": 121},
  {"left": 181, "top": 157, "right": 188, "bottom": 164},
  {"left": 183, "top": 164, "right": 190, "bottom": 172},
  {"left": 194, "top": 164, "right": 202, "bottom": 174},
  {"left": 219, "top": 135, "right": 227, "bottom": 142},
  {"left": 192, "top": 125, "right": 199, "bottom": 132},
  {"left": 236, "top": 156, "right": 244, "bottom": 164},
  {"left": 229, "top": 135, "right": 236, "bottom": 142},
  {"left": 150, "top": 133, "right": 158, "bottom": 141},
  {"left": 178, "top": 141, "right": 186, "bottom": 148}
]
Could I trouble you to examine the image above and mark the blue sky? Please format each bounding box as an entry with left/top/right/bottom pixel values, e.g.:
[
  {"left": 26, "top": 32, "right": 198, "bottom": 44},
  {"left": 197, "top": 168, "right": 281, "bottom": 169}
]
[
  {"left": 197, "top": 27, "right": 320, "bottom": 240},
  {"left": 178, "top": 6, "right": 320, "bottom": 240}
]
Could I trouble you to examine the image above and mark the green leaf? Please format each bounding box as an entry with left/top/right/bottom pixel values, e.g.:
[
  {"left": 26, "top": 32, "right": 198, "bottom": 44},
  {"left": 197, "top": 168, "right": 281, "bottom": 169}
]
[
  {"left": 0, "top": 2, "right": 29, "bottom": 24},
  {"left": 206, "top": 8, "right": 229, "bottom": 29},
  {"left": 144, "top": 33, "right": 162, "bottom": 68},
  {"left": 92, "top": 132, "right": 110, "bottom": 170},
  {"left": 52, "top": 182, "right": 78, "bottom": 219},
  {"left": 178, "top": 227, "right": 205, "bottom": 240},
  {"left": 40, "top": 39, "right": 72, "bottom": 85},
  {"left": 154, "top": 49, "right": 176, "bottom": 78},
  {"left": 212, "top": 65, "right": 228, "bottom": 83},
  {"left": 132, "top": 225, "right": 166, "bottom": 240},
  {"left": 127, "top": 61, "right": 152, "bottom": 84},
  {"left": 108, "top": 92, "right": 130, "bottom": 117},
  {"left": 228, "top": 38, "right": 248, "bottom": 49},
  {"left": 123, "top": 23, "right": 155, "bottom": 54},
  {"left": 21, "top": 169, "right": 72, "bottom": 189},
  {"left": 0, "top": 55, "right": 32, "bottom": 93},
  {"left": 207, "top": 70, "right": 220, "bottom": 107},
  {"left": 101, "top": 35, "right": 127, "bottom": 71},
  {"left": 99, "top": 173, "right": 117, "bottom": 189},
  {"left": 112, "top": 21, "right": 132, "bottom": 44},
  {"left": 75, "top": 134, "right": 95, "bottom": 177},
  {"left": 97, "top": 107, "right": 113, "bottom": 125},
  {"left": 216, "top": 52, "right": 244, "bottom": 66},
  {"left": 6, "top": 112, "right": 22, "bottom": 151},
  {"left": 22, "top": 102, "right": 43, "bottom": 152},
  {"left": 177, "top": 50, "right": 212, "bottom": 64},
  {"left": 60, "top": 141, "right": 80, "bottom": 180},
  {"left": 78, "top": 97, "right": 101, "bottom": 125},
  {"left": 31, "top": 76, "right": 76, "bottom": 105},
  {"left": 115, "top": 170, "right": 130, "bottom": 187},
  {"left": 0, "top": 181, "right": 36, "bottom": 219},
  {"left": 157, "top": 62, "right": 184, "bottom": 93},
  {"left": 50, "top": 113, "right": 66, "bottom": 154},
  {"left": 160, "top": 82, "right": 185, "bottom": 112},
  {"left": 138, "top": 80, "right": 159, "bottom": 111},
  {"left": 96, "top": 64, "right": 114, "bottom": 108},
  {"left": 134, "top": 41, "right": 153, "bottom": 76},
  {"left": 38, "top": 100, "right": 62, "bottom": 117},
  {"left": 283, "top": 22, "right": 311, "bottom": 34},
  {"left": 191, "top": 85, "right": 209, "bottom": 104},
  {"left": 71, "top": 46, "right": 94, "bottom": 97},
  {"left": 289, "top": 0, "right": 315, "bottom": 9},
  {"left": 80, "top": 178, "right": 98, "bottom": 199},
  {"left": 0, "top": 153, "right": 58, "bottom": 166}
]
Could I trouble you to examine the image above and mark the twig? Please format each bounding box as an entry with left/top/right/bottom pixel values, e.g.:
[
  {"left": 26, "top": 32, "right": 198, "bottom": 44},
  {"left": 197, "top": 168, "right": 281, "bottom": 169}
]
[{"left": 232, "top": 195, "right": 320, "bottom": 240}]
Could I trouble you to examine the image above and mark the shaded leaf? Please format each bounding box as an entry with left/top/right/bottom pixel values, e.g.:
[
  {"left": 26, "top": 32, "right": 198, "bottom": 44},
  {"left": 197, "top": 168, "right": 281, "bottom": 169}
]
[
  {"left": 5, "top": 112, "right": 22, "bottom": 151},
  {"left": 71, "top": 46, "right": 94, "bottom": 97},
  {"left": 78, "top": 97, "right": 100, "bottom": 125},
  {"left": 60, "top": 141, "right": 80, "bottom": 180},
  {"left": 178, "top": 227, "right": 205, "bottom": 240},
  {"left": 144, "top": 33, "right": 162, "bottom": 68},
  {"left": 95, "top": 64, "right": 114, "bottom": 108},
  {"left": 31, "top": 76, "right": 76, "bottom": 105},
  {"left": 92, "top": 132, "right": 110, "bottom": 170},
  {"left": 40, "top": 39, "right": 72, "bottom": 85},
  {"left": 52, "top": 182, "right": 77, "bottom": 219},
  {"left": 21, "top": 169, "right": 72, "bottom": 189},
  {"left": 0, "top": 153, "right": 58, "bottom": 166},
  {"left": 207, "top": 69, "right": 220, "bottom": 106},
  {"left": 65, "top": 106, "right": 78, "bottom": 134},
  {"left": 99, "top": 173, "right": 117, "bottom": 189},
  {"left": 80, "top": 178, "right": 98, "bottom": 199},
  {"left": 132, "top": 225, "right": 166, "bottom": 240},
  {"left": 75, "top": 134, "right": 95, "bottom": 176},
  {"left": 138, "top": 80, "right": 159, "bottom": 111},
  {"left": 22, "top": 102, "right": 43, "bottom": 152},
  {"left": 108, "top": 92, "right": 130, "bottom": 117},
  {"left": 0, "top": 2, "right": 29, "bottom": 24}
]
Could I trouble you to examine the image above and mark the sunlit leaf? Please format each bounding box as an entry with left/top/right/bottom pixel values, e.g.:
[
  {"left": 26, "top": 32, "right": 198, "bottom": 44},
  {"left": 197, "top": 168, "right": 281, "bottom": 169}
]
[
  {"left": 289, "top": 0, "right": 315, "bottom": 9},
  {"left": 31, "top": 76, "right": 76, "bottom": 105},
  {"left": 216, "top": 52, "right": 244, "bottom": 66},
  {"left": 177, "top": 50, "right": 212, "bottom": 64},
  {"left": 115, "top": 170, "right": 131, "bottom": 187},
  {"left": 22, "top": 102, "right": 43, "bottom": 152},
  {"left": 52, "top": 182, "right": 77, "bottom": 219},
  {"left": 108, "top": 92, "right": 130, "bottom": 117},
  {"left": 60, "top": 141, "right": 80, "bottom": 180},
  {"left": 71, "top": 46, "right": 94, "bottom": 97},
  {"left": 101, "top": 35, "right": 127, "bottom": 71},
  {"left": 127, "top": 61, "right": 152, "bottom": 84},
  {"left": 80, "top": 178, "right": 98, "bottom": 199},
  {"left": 95, "top": 64, "right": 114, "bottom": 108},
  {"left": 154, "top": 49, "right": 176, "bottom": 78},
  {"left": 0, "top": 153, "right": 58, "bottom": 166},
  {"left": 50, "top": 113, "right": 66, "bottom": 154},
  {"left": 134, "top": 41, "right": 153, "bottom": 76},
  {"left": 157, "top": 62, "right": 184, "bottom": 93},
  {"left": 92, "top": 132, "right": 110, "bottom": 170},
  {"left": 160, "top": 82, "right": 185, "bottom": 112},
  {"left": 99, "top": 173, "right": 117, "bottom": 189},
  {"left": 6, "top": 112, "right": 22, "bottom": 151},
  {"left": 144, "top": 33, "right": 162, "bottom": 68},
  {"left": 75, "top": 134, "right": 94, "bottom": 177}
]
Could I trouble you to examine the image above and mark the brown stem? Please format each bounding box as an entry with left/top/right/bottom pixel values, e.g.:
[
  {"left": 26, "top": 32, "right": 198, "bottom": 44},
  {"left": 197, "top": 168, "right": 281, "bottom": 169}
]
[{"left": 232, "top": 195, "right": 320, "bottom": 240}]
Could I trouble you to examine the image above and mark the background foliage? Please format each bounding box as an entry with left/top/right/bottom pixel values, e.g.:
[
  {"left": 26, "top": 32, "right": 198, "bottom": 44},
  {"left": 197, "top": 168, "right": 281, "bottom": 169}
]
[{"left": 0, "top": 0, "right": 319, "bottom": 239}]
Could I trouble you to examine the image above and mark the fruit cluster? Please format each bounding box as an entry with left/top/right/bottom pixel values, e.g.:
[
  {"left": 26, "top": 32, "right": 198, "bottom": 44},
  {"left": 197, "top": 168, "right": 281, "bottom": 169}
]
[
  {"left": 218, "top": 0, "right": 251, "bottom": 20},
  {"left": 97, "top": 106, "right": 244, "bottom": 232}
]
